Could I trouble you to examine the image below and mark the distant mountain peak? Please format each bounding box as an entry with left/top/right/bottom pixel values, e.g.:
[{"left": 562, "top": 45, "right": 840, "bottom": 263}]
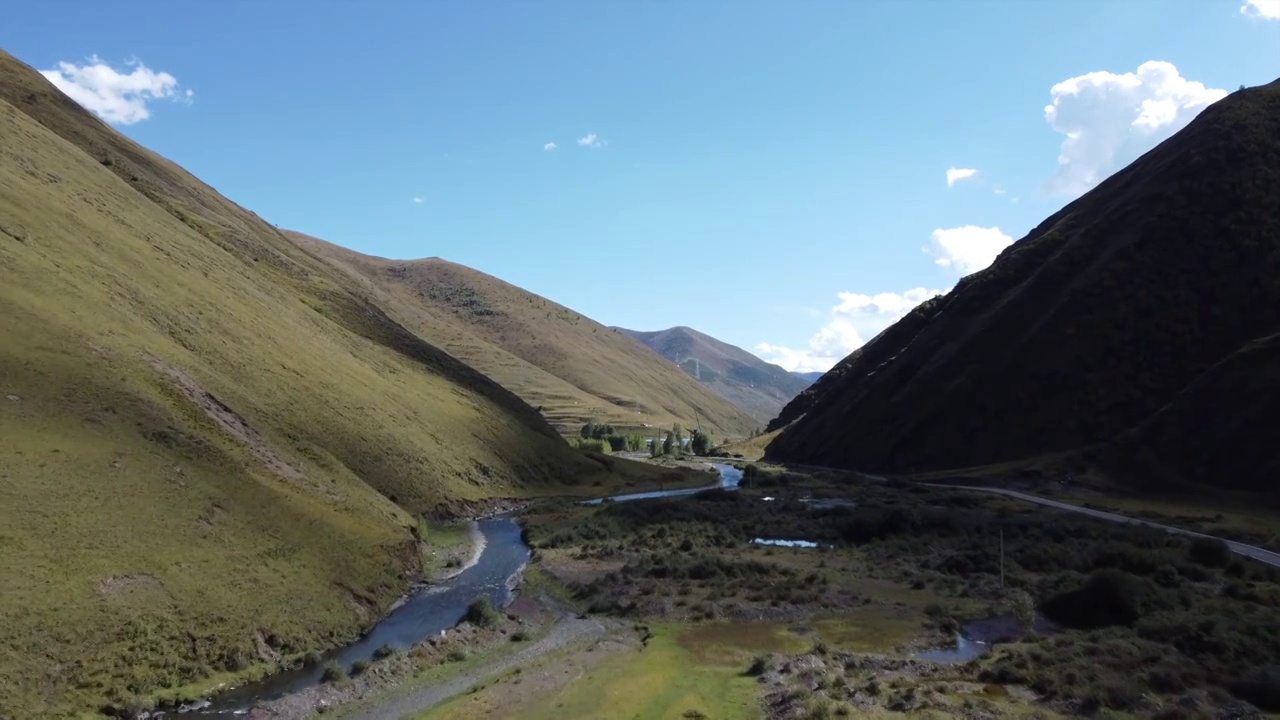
[{"left": 617, "top": 325, "right": 815, "bottom": 425}]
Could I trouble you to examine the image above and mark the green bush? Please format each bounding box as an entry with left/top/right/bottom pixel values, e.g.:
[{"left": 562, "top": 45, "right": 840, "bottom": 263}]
[
  {"left": 1228, "top": 666, "right": 1280, "bottom": 711},
  {"left": 320, "top": 661, "right": 347, "bottom": 683},
  {"left": 572, "top": 438, "right": 610, "bottom": 453},
  {"left": 351, "top": 658, "right": 370, "bottom": 675},
  {"left": 746, "top": 655, "right": 774, "bottom": 676},
  {"left": 1188, "top": 537, "right": 1232, "bottom": 568},
  {"left": 465, "top": 596, "right": 501, "bottom": 627},
  {"left": 1040, "top": 570, "right": 1144, "bottom": 628},
  {"left": 372, "top": 644, "right": 396, "bottom": 660}
]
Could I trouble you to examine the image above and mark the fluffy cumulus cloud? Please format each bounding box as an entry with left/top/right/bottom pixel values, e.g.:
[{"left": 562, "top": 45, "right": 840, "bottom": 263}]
[
  {"left": 578, "top": 133, "right": 604, "bottom": 148},
  {"left": 40, "top": 55, "right": 192, "bottom": 125},
  {"left": 756, "top": 287, "right": 945, "bottom": 372},
  {"left": 946, "top": 167, "right": 978, "bottom": 187},
  {"left": 1044, "top": 61, "right": 1227, "bottom": 194},
  {"left": 1242, "top": 0, "right": 1280, "bottom": 19},
  {"left": 926, "top": 225, "right": 1014, "bottom": 275},
  {"left": 543, "top": 142, "right": 557, "bottom": 151}
]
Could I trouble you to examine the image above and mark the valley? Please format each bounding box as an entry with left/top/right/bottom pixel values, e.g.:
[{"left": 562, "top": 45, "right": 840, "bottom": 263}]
[
  {"left": 207, "top": 461, "right": 1280, "bottom": 720},
  {"left": 2, "top": 12, "right": 1279, "bottom": 720}
]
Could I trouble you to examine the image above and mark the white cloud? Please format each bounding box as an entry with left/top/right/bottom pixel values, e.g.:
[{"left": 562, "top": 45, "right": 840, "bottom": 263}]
[
  {"left": 927, "top": 225, "right": 1014, "bottom": 275},
  {"left": 412, "top": 196, "right": 424, "bottom": 204},
  {"left": 1044, "top": 61, "right": 1227, "bottom": 194},
  {"left": 578, "top": 133, "right": 605, "bottom": 148},
  {"left": 946, "top": 167, "right": 978, "bottom": 187},
  {"left": 993, "top": 185, "right": 1007, "bottom": 196},
  {"left": 1242, "top": 0, "right": 1280, "bottom": 19},
  {"left": 40, "top": 55, "right": 192, "bottom": 125},
  {"left": 755, "top": 287, "right": 945, "bottom": 372},
  {"left": 543, "top": 142, "right": 558, "bottom": 151}
]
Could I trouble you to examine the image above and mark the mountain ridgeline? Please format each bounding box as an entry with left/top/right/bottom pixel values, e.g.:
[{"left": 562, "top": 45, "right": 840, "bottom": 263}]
[
  {"left": 617, "top": 325, "right": 813, "bottom": 425},
  {"left": 0, "top": 48, "right": 689, "bottom": 716},
  {"left": 285, "top": 234, "right": 759, "bottom": 438},
  {"left": 767, "top": 79, "right": 1280, "bottom": 493}
]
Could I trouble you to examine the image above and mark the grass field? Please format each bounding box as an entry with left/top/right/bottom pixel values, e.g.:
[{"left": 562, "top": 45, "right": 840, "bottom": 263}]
[
  {"left": 0, "top": 49, "right": 703, "bottom": 718},
  {"left": 417, "top": 623, "right": 798, "bottom": 720},
  {"left": 288, "top": 231, "right": 759, "bottom": 438}
]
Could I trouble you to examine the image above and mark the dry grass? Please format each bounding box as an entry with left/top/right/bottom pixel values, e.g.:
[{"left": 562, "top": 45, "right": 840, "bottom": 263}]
[{"left": 286, "top": 232, "right": 758, "bottom": 438}]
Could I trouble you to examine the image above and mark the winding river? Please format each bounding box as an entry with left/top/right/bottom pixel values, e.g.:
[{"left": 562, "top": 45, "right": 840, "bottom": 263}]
[{"left": 201, "top": 463, "right": 741, "bottom": 714}]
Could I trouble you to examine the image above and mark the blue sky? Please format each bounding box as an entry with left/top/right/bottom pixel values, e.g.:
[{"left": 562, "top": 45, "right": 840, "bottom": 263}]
[{"left": 5, "top": 1, "right": 1278, "bottom": 371}]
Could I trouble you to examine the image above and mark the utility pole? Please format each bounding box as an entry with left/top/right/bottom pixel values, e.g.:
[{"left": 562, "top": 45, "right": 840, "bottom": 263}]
[{"left": 999, "top": 527, "right": 1005, "bottom": 590}]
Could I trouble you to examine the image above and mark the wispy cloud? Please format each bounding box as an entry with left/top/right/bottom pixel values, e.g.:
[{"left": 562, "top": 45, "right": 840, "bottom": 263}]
[
  {"left": 1242, "top": 0, "right": 1280, "bottom": 19},
  {"left": 578, "top": 133, "right": 605, "bottom": 148},
  {"left": 1044, "top": 61, "right": 1226, "bottom": 195},
  {"left": 40, "top": 55, "right": 192, "bottom": 125},
  {"left": 946, "top": 167, "right": 978, "bottom": 187},
  {"left": 543, "top": 142, "right": 558, "bottom": 151},
  {"left": 412, "top": 196, "right": 424, "bottom": 204}
]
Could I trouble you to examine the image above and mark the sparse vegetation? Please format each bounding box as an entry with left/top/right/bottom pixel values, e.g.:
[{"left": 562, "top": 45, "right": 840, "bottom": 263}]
[{"left": 525, "top": 467, "right": 1280, "bottom": 714}]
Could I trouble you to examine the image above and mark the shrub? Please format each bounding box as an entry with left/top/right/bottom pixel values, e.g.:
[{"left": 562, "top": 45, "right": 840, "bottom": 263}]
[
  {"left": 1228, "top": 666, "right": 1280, "bottom": 711},
  {"left": 446, "top": 648, "right": 467, "bottom": 662},
  {"left": 573, "top": 438, "right": 610, "bottom": 453},
  {"left": 511, "top": 629, "right": 531, "bottom": 642},
  {"left": 465, "top": 596, "right": 501, "bottom": 627},
  {"left": 607, "top": 435, "right": 627, "bottom": 452},
  {"left": 351, "top": 659, "right": 370, "bottom": 675},
  {"left": 1188, "top": 537, "right": 1232, "bottom": 568},
  {"left": 320, "top": 662, "right": 347, "bottom": 683},
  {"left": 747, "top": 655, "right": 774, "bottom": 676},
  {"left": 372, "top": 644, "right": 396, "bottom": 660},
  {"left": 1040, "top": 570, "right": 1143, "bottom": 628}
]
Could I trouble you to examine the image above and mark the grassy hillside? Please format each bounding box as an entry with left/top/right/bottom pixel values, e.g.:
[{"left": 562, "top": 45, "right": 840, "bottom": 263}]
[
  {"left": 286, "top": 233, "right": 758, "bottom": 438},
  {"left": 767, "top": 79, "right": 1280, "bottom": 490},
  {"left": 0, "top": 48, "right": 662, "bottom": 717},
  {"left": 618, "top": 326, "right": 810, "bottom": 425}
]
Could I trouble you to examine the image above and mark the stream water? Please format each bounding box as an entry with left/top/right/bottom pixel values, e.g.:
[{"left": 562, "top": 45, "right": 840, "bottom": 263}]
[
  {"left": 199, "top": 463, "right": 743, "bottom": 714},
  {"left": 914, "top": 614, "right": 1061, "bottom": 664}
]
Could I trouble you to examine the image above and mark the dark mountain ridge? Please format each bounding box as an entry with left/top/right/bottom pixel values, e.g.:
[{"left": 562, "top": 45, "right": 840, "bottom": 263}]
[{"left": 766, "top": 79, "right": 1280, "bottom": 492}]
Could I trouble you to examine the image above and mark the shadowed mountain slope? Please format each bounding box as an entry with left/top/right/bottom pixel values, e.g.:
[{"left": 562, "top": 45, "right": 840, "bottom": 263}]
[
  {"left": 766, "top": 80, "right": 1280, "bottom": 491},
  {"left": 618, "top": 325, "right": 811, "bottom": 425}
]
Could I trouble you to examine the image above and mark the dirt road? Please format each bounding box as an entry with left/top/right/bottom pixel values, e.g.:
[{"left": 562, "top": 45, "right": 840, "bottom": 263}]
[{"left": 930, "top": 484, "right": 1280, "bottom": 568}]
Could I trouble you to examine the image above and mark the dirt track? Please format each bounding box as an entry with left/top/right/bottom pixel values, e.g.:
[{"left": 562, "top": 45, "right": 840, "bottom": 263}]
[{"left": 929, "top": 484, "right": 1280, "bottom": 568}]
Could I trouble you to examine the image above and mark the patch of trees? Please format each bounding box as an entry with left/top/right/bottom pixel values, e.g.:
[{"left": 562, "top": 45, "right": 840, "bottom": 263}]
[
  {"left": 576, "top": 421, "right": 648, "bottom": 453},
  {"left": 646, "top": 424, "right": 715, "bottom": 458}
]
